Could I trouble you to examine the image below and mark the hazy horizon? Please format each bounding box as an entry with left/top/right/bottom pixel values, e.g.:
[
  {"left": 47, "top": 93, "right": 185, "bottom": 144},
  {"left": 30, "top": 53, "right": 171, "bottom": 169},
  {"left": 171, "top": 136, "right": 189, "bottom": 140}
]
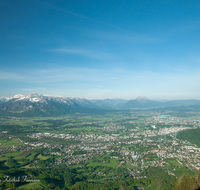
[
  {"left": 1, "top": 0, "right": 200, "bottom": 99},
  {"left": 1, "top": 93, "right": 200, "bottom": 101}
]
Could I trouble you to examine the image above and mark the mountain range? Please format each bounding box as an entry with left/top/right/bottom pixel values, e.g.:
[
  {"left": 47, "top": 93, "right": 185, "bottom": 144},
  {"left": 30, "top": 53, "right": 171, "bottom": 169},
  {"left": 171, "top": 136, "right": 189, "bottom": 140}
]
[
  {"left": 90, "top": 98, "right": 128, "bottom": 108},
  {"left": 0, "top": 93, "right": 200, "bottom": 116},
  {"left": 122, "top": 96, "right": 200, "bottom": 108},
  {"left": 0, "top": 93, "right": 97, "bottom": 116}
]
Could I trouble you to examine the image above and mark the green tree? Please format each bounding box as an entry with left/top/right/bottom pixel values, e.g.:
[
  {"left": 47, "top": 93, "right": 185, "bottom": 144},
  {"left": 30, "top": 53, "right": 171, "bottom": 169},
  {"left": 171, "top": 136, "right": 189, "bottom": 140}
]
[
  {"left": 173, "top": 177, "right": 178, "bottom": 190},
  {"left": 197, "top": 169, "right": 200, "bottom": 187},
  {"left": 189, "top": 176, "right": 198, "bottom": 190},
  {"left": 179, "top": 173, "right": 190, "bottom": 190}
]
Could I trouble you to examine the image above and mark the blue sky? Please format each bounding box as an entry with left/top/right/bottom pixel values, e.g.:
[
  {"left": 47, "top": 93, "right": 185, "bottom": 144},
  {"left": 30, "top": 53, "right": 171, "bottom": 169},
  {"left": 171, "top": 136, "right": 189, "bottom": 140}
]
[{"left": 1, "top": 0, "right": 200, "bottom": 99}]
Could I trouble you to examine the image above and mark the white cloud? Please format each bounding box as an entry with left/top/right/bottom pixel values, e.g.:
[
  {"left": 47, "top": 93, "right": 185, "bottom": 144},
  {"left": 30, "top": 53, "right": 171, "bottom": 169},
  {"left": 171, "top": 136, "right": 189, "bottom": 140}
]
[
  {"left": 88, "top": 30, "right": 162, "bottom": 44},
  {"left": 1, "top": 67, "right": 200, "bottom": 99},
  {"left": 22, "top": 87, "right": 46, "bottom": 91},
  {"left": 51, "top": 49, "right": 85, "bottom": 54},
  {"left": 49, "top": 48, "right": 113, "bottom": 59},
  {"left": 0, "top": 71, "right": 24, "bottom": 80}
]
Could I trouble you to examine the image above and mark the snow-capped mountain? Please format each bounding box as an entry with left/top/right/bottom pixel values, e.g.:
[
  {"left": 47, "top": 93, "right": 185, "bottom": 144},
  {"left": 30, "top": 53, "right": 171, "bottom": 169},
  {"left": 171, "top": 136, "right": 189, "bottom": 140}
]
[
  {"left": 2, "top": 93, "right": 96, "bottom": 107},
  {"left": 0, "top": 93, "right": 98, "bottom": 116},
  {"left": 1, "top": 93, "right": 200, "bottom": 116},
  {"left": 0, "top": 97, "right": 10, "bottom": 103},
  {"left": 12, "top": 93, "right": 45, "bottom": 103},
  {"left": 135, "top": 96, "right": 149, "bottom": 102}
]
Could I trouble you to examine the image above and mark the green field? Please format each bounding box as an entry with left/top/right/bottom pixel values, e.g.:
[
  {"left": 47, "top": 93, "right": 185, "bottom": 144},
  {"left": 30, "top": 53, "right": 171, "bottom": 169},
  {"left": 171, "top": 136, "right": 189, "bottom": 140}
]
[
  {"left": 144, "top": 184, "right": 157, "bottom": 190},
  {"left": 6, "top": 151, "right": 24, "bottom": 156},
  {"left": 26, "top": 153, "right": 37, "bottom": 160},
  {"left": 0, "top": 151, "right": 25, "bottom": 161},
  {"left": 165, "top": 158, "right": 182, "bottom": 167},
  {"left": 0, "top": 139, "right": 24, "bottom": 147},
  {"left": 17, "top": 182, "right": 45, "bottom": 190},
  {"left": 0, "top": 110, "right": 199, "bottom": 190},
  {"left": 37, "top": 154, "right": 48, "bottom": 160},
  {"left": 87, "top": 158, "right": 120, "bottom": 168}
]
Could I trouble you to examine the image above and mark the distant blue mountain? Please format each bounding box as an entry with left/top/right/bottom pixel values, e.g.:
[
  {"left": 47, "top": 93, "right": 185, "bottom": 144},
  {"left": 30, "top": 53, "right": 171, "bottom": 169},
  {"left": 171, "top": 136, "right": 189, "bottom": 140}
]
[
  {"left": 123, "top": 96, "right": 200, "bottom": 108},
  {"left": 91, "top": 98, "right": 128, "bottom": 108},
  {"left": 1, "top": 94, "right": 200, "bottom": 116}
]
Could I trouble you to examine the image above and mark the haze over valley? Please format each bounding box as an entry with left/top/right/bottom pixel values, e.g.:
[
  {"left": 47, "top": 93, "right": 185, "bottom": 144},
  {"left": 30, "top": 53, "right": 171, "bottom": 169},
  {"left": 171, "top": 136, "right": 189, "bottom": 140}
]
[{"left": 1, "top": 0, "right": 200, "bottom": 189}]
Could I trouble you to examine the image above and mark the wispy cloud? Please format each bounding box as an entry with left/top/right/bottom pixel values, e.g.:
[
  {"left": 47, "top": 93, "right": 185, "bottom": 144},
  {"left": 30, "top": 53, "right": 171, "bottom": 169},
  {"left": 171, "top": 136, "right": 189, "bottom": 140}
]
[
  {"left": 22, "top": 87, "right": 46, "bottom": 91},
  {"left": 38, "top": 1, "right": 89, "bottom": 20},
  {"left": 1, "top": 67, "right": 200, "bottom": 99},
  {"left": 90, "top": 31, "right": 162, "bottom": 44},
  {"left": 1, "top": 67, "right": 200, "bottom": 84},
  {"left": 0, "top": 71, "right": 24, "bottom": 80},
  {"left": 49, "top": 48, "right": 113, "bottom": 59},
  {"left": 38, "top": 1, "right": 125, "bottom": 31},
  {"left": 51, "top": 49, "right": 85, "bottom": 54},
  {"left": 38, "top": 2, "right": 162, "bottom": 46}
]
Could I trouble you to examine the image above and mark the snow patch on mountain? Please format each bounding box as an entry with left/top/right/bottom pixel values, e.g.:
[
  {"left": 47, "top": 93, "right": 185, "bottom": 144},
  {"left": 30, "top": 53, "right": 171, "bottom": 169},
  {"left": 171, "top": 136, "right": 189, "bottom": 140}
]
[
  {"left": 135, "top": 96, "right": 149, "bottom": 102},
  {"left": 0, "top": 93, "right": 97, "bottom": 109}
]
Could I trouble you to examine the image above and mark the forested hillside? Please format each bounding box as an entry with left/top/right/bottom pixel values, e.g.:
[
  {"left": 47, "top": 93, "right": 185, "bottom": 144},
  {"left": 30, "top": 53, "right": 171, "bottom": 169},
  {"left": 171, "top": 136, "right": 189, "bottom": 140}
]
[
  {"left": 177, "top": 128, "right": 200, "bottom": 147},
  {"left": 173, "top": 171, "right": 200, "bottom": 190}
]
